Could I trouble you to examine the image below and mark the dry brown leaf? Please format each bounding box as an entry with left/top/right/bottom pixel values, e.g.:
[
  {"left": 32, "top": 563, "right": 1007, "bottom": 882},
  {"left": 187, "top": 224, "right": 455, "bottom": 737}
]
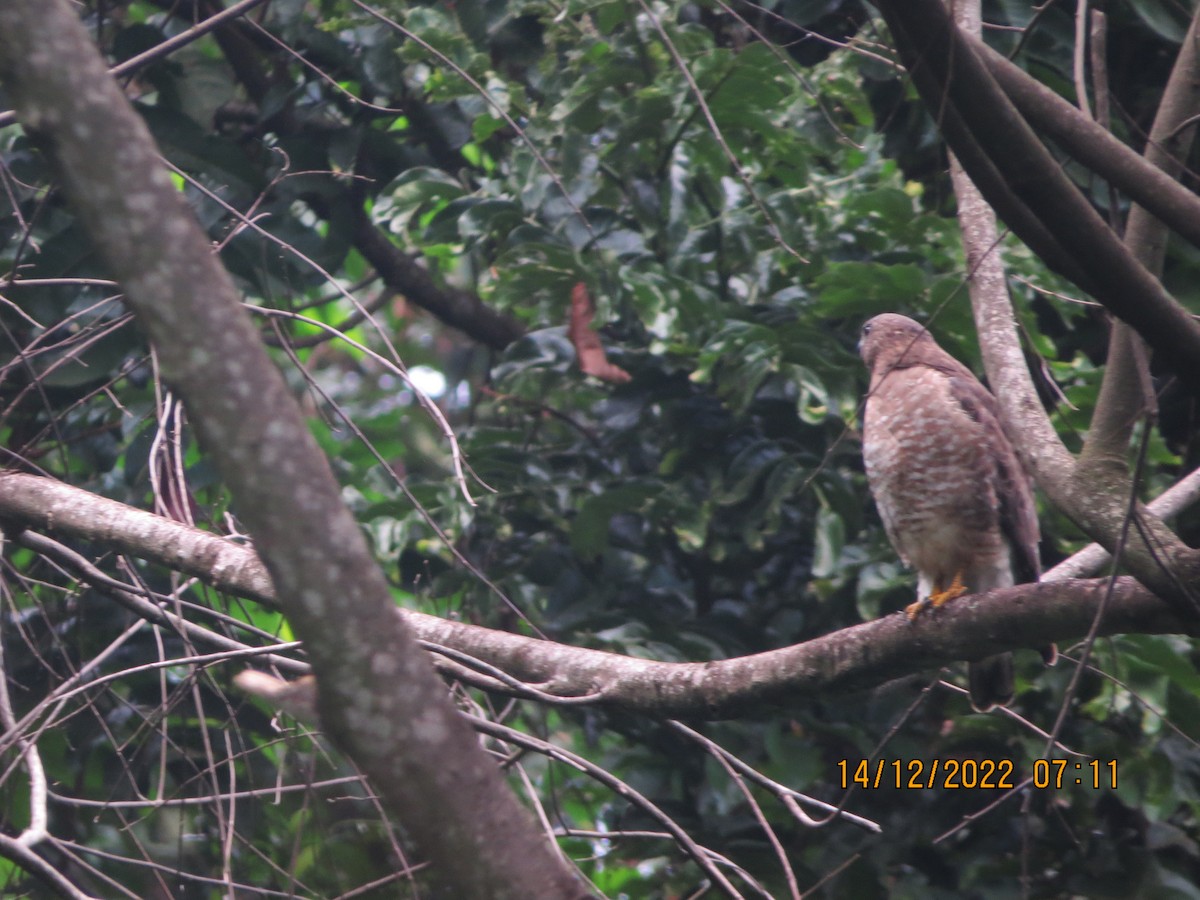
[{"left": 567, "top": 282, "right": 631, "bottom": 384}]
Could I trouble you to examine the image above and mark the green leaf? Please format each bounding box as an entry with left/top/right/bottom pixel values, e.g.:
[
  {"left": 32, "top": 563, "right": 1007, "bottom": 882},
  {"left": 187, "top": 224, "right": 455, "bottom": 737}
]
[
  {"left": 815, "top": 261, "right": 927, "bottom": 315},
  {"left": 570, "top": 483, "right": 661, "bottom": 560},
  {"left": 811, "top": 505, "right": 845, "bottom": 579}
]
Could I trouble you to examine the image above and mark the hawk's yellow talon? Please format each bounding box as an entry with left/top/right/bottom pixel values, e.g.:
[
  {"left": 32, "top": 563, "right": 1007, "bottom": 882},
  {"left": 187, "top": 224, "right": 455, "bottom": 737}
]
[
  {"left": 906, "top": 572, "right": 967, "bottom": 620},
  {"left": 929, "top": 571, "right": 967, "bottom": 608}
]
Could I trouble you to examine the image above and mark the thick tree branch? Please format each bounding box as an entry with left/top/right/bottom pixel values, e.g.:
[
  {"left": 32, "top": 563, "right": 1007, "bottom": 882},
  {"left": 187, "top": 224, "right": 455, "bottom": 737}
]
[
  {"left": 1083, "top": 7, "right": 1200, "bottom": 469},
  {"left": 0, "top": 473, "right": 1194, "bottom": 719},
  {"left": 0, "top": 6, "right": 587, "bottom": 898},
  {"left": 872, "top": 0, "right": 1200, "bottom": 390},
  {"left": 1046, "top": 465, "right": 1200, "bottom": 580},
  {"left": 347, "top": 205, "right": 525, "bottom": 349},
  {"left": 1082, "top": 324, "right": 1154, "bottom": 469},
  {"left": 973, "top": 36, "right": 1200, "bottom": 257}
]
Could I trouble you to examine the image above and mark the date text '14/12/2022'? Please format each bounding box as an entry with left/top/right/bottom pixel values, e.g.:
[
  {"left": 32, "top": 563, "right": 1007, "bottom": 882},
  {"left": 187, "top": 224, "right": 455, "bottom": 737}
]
[{"left": 837, "top": 758, "right": 1119, "bottom": 790}]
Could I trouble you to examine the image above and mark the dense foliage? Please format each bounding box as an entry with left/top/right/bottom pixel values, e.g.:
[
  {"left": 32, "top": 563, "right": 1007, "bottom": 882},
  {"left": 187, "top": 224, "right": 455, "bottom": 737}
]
[{"left": 3, "top": 0, "right": 1200, "bottom": 896}]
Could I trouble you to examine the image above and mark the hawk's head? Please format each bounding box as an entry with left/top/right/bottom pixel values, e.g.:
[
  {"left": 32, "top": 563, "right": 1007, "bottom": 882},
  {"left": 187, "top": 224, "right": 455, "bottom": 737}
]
[{"left": 858, "top": 313, "right": 937, "bottom": 373}]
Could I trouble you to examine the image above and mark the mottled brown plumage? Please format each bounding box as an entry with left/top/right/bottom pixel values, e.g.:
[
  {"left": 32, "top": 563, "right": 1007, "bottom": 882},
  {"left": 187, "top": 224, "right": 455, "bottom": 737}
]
[{"left": 859, "top": 313, "right": 1043, "bottom": 711}]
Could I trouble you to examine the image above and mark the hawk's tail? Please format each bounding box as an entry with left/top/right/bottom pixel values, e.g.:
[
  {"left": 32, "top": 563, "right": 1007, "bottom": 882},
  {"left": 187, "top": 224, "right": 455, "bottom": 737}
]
[{"left": 968, "top": 653, "right": 1014, "bottom": 712}]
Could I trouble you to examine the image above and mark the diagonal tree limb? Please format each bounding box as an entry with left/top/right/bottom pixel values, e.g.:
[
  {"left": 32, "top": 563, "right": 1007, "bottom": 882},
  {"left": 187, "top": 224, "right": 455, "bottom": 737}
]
[
  {"left": 347, "top": 203, "right": 524, "bottom": 349},
  {"left": 1045, "top": 465, "right": 1200, "bottom": 581},
  {"left": 0, "top": 4, "right": 588, "bottom": 898},
  {"left": 973, "top": 35, "right": 1200, "bottom": 256}
]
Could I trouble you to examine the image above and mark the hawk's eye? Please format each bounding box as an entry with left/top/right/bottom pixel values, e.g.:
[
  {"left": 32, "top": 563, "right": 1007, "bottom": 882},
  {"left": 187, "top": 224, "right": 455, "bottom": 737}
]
[{"left": 861, "top": 322, "right": 872, "bottom": 337}]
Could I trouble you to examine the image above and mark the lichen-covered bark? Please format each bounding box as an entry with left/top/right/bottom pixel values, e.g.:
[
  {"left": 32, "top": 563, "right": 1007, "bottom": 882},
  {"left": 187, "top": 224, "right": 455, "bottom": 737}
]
[{"left": 0, "top": 4, "right": 589, "bottom": 897}]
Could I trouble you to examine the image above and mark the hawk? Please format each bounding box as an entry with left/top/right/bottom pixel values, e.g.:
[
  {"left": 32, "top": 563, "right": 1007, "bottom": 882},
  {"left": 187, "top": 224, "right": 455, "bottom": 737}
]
[{"left": 858, "top": 313, "right": 1047, "bottom": 711}]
